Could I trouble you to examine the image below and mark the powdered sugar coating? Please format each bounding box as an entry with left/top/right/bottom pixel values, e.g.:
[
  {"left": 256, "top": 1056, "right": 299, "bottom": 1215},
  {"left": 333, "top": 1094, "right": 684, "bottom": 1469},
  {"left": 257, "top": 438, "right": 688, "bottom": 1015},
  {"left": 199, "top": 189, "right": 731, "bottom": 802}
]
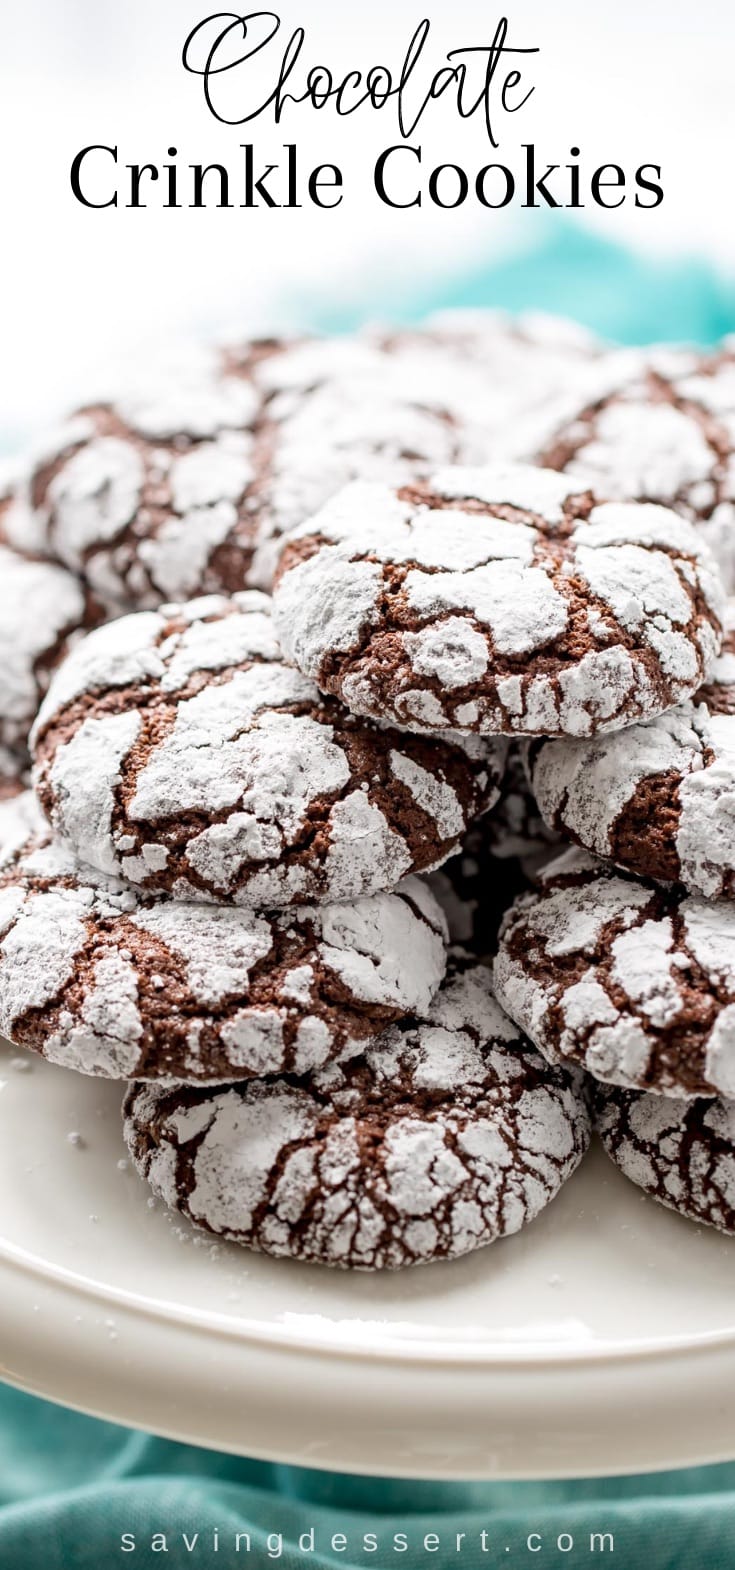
[
  {"left": 0, "top": 813, "right": 448, "bottom": 1080},
  {"left": 122, "top": 958, "right": 590, "bottom": 1270},
  {"left": 494, "top": 848, "right": 735, "bottom": 1097},
  {"left": 16, "top": 317, "right": 605, "bottom": 604},
  {"left": 594, "top": 1083, "right": 735, "bottom": 1235},
  {"left": 526, "top": 599, "right": 735, "bottom": 897},
  {"left": 0, "top": 527, "right": 101, "bottom": 759},
  {"left": 243, "top": 314, "right": 605, "bottom": 585},
  {"left": 32, "top": 592, "right": 503, "bottom": 905},
  {"left": 16, "top": 344, "right": 263, "bottom": 610},
  {"left": 273, "top": 466, "right": 724, "bottom": 738},
  {"left": 525, "top": 342, "right": 735, "bottom": 591},
  {"left": 243, "top": 335, "right": 475, "bottom": 588}
]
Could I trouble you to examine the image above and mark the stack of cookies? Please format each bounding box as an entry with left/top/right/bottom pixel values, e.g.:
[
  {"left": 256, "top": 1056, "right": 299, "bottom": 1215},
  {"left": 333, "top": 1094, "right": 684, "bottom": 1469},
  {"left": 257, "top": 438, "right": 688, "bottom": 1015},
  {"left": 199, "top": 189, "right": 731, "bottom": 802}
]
[{"left": 1, "top": 316, "right": 735, "bottom": 1266}]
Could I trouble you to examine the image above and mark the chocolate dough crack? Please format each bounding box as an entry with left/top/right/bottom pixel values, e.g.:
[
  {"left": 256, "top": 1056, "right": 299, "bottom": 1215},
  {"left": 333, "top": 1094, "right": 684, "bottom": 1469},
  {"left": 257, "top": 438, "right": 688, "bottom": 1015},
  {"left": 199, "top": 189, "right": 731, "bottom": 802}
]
[
  {"left": 525, "top": 601, "right": 735, "bottom": 898},
  {"left": 521, "top": 342, "right": 735, "bottom": 592},
  {"left": 494, "top": 847, "right": 735, "bottom": 1098},
  {"left": 594, "top": 1082, "right": 735, "bottom": 1236},
  {"left": 273, "top": 463, "right": 724, "bottom": 737},
  {"left": 122, "top": 957, "right": 590, "bottom": 1270},
  {"left": 0, "top": 793, "right": 448, "bottom": 1081},
  {"left": 31, "top": 591, "right": 504, "bottom": 905}
]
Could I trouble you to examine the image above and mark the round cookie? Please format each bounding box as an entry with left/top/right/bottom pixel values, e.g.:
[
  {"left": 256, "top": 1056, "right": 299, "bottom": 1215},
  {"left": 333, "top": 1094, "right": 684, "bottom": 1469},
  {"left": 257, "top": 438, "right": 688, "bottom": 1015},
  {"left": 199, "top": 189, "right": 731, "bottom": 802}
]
[
  {"left": 520, "top": 341, "right": 735, "bottom": 591},
  {"left": 242, "top": 316, "right": 604, "bottom": 585},
  {"left": 31, "top": 592, "right": 504, "bottom": 906},
  {"left": 16, "top": 332, "right": 481, "bottom": 606},
  {"left": 16, "top": 319, "right": 604, "bottom": 605},
  {"left": 0, "top": 492, "right": 101, "bottom": 763},
  {"left": 525, "top": 601, "right": 735, "bottom": 898},
  {"left": 122, "top": 957, "right": 591, "bottom": 1270},
  {"left": 16, "top": 343, "right": 265, "bottom": 611},
  {"left": 273, "top": 464, "right": 725, "bottom": 738},
  {"left": 0, "top": 812, "right": 448, "bottom": 1080},
  {"left": 238, "top": 331, "right": 483, "bottom": 588},
  {"left": 494, "top": 847, "right": 735, "bottom": 1099},
  {"left": 594, "top": 1082, "right": 735, "bottom": 1236}
]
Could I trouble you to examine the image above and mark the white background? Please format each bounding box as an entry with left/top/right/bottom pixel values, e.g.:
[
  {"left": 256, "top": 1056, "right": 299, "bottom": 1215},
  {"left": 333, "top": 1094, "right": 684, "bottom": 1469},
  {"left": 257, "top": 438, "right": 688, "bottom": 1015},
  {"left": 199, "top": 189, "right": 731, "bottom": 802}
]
[{"left": 2, "top": 0, "right": 734, "bottom": 436}]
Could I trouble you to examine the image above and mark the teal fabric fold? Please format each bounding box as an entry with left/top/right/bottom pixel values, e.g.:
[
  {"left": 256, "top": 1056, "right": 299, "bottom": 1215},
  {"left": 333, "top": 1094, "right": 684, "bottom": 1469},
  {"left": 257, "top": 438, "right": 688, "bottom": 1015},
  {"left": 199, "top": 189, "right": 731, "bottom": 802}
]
[
  {"left": 314, "top": 221, "right": 735, "bottom": 347},
  {"left": 0, "top": 1386, "right": 734, "bottom": 1569}
]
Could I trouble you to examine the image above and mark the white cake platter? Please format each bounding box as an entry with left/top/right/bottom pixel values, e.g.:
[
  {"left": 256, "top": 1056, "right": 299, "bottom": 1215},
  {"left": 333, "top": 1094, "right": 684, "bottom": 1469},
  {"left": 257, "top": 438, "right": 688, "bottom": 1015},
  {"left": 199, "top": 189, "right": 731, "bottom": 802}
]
[{"left": 0, "top": 1035, "right": 734, "bottom": 1481}]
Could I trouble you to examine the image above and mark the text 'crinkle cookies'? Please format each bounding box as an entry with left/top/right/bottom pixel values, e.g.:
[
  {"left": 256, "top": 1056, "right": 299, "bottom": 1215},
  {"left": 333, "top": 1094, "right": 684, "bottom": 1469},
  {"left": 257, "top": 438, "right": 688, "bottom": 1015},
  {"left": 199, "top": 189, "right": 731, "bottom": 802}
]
[
  {"left": 272, "top": 464, "right": 725, "bottom": 738},
  {"left": 493, "top": 847, "right": 735, "bottom": 1100},
  {"left": 0, "top": 793, "right": 447, "bottom": 1081},
  {"left": 30, "top": 591, "right": 504, "bottom": 905},
  {"left": 594, "top": 1083, "right": 735, "bottom": 1236},
  {"left": 122, "top": 959, "right": 590, "bottom": 1270},
  {"left": 526, "top": 601, "right": 735, "bottom": 898}
]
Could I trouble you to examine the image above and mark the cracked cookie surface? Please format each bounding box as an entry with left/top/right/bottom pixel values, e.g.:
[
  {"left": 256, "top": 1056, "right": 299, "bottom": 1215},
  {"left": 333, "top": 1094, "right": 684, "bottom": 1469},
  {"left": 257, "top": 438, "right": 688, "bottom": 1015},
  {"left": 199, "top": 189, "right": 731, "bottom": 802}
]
[
  {"left": 15, "top": 344, "right": 267, "bottom": 610},
  {"left": 526, "top": 601, "right": 735, "bottom": 898},
  {"left": 0, "top": 493, "right": 102, "bottom": 764},
  {"left": 31, "top": 591, "right": 504, "bottom": 905},
  {"left": 273, "top": 464, "right": 724, "bottom": 738},
  {"left": 17, "top": 318, "right": 592, "bottom": 607},
  {"left": 520, "top": 342, "right": 735, "bottom": 591},
  {"left": 122, "top": 956, "right": 590, "bottom": 1270},
  {"left": 0, "top": 796, "right": 447, "bottom": 1081},
  {"left": 594, "top": 1082, "right": 735, "bottom": 1235},
  {"left": 493, "top": 846, "right": 735, "bottom": 1098}
]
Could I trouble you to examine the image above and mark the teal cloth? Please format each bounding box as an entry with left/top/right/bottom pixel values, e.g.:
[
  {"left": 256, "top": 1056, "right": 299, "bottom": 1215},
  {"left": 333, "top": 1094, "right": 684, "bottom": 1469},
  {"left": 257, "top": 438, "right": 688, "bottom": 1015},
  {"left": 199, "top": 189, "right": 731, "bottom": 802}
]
[
  {"left": 4, "top": 1387, "right": 735, "bottom": 1570},
  {"left": 6, "top": 228, "right": 735, "bottom": 1565},
  {"left": 314, "top": 222, "right": 735, "bottom": 347},
  {"left": 1, "top": 1385, "right": 735, "bottom": 1568}
]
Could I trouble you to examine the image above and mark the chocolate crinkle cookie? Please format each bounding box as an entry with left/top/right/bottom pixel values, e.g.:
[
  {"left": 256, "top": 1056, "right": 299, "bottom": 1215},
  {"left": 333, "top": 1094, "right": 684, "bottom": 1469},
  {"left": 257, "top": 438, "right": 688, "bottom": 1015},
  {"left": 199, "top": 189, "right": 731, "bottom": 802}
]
[
  {"left": 220, "top": 316, "right": 604, "bottom": 588},
  {"left": 525, "top": 600, "right": 735, "bottom": 898},
  {"left": 16, "top": 317, "right": 590, "bottom": 609},
  {"left": 0, "top": 492, "right": 102, "bottom": 763},
  {"left": 30, "top": 591, "right": 504, "bottom": 905},
  {"left": 122, "top": 957, "right": 590, "bottom": 1270},
  {"left": 493, "top": 847, "right": 735, "bottom": 1099},
  {"left": 594, "top": 1082, "right": 735, "bottom": 1236},
  {"left": 517, "top": 341, "right": 735, "bottom": 592},
  {"left": 15, "top": 343, "right": 265, "bottom": 611},
  {"left": 273, "top": 463, "right": 725, "bottom": 738},
  {"left": 0, "top": 798, "right": 447, "bottom": 1081},
  {"left": 236, "top": 331, "right": 485, "bottom": 587}
]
